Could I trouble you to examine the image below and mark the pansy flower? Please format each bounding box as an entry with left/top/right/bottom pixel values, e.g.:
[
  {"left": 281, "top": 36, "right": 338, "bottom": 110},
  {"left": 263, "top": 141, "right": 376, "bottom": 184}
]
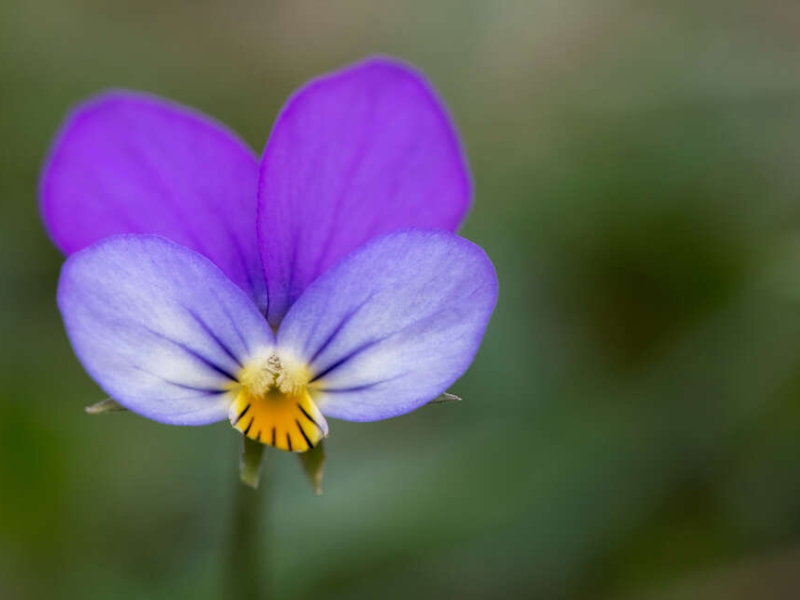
[{"left": 41, "top": 58, "right": 497, "bottom": 458}]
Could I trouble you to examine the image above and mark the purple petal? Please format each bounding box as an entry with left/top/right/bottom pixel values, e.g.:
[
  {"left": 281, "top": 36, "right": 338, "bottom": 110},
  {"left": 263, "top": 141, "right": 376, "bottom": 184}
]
[
  {"left": 259, "top": 57, "right": 472, "bottom": 325},
  {"left": 41, "top": 90, "right": 266, "bottom": 310},
  {"left": 277, "top": 229, "right": 497, "bottom": 422},
  {"left": 58, "top": 235, "right": 274, "bottom": 426}
]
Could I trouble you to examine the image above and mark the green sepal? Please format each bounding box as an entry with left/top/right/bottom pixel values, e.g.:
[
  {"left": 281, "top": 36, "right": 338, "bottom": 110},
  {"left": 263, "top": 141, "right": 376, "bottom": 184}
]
[
  {"left": 239, "top": 435, "right": 265, "bottom": 489},
  {"left": 85, "top": 398, "right": 128, "bottom": 414},
  {"left": 298, "top": 441, "right": 325, "bottom": 495},
  {"left": 427, "top": 391, "right": 462, "bottom": 405}
]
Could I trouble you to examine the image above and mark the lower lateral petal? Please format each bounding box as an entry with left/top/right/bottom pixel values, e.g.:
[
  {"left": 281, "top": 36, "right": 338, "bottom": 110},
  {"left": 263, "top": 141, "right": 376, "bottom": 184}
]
[
  {"left": 58, "top": 235, "right": 274, "bottom": 425},
  {"left": 276, "top": 229, "right": 498, "bottom": 422}
]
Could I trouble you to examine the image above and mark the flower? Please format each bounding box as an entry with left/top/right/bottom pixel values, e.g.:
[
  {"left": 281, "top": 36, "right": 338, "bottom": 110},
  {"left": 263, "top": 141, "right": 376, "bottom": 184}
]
[{"left": 41, "top": 57, "right": 498, "bottom": 452}]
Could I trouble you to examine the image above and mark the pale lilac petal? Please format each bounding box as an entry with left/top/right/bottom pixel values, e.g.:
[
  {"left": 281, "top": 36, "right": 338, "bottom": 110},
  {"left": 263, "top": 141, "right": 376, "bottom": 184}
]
[
  {"left": 41, "top": 91, "right": 266, "bottom": 310},
  {"left": 58, "top": 235, "right": 274, "bottom": 425},
  {"left": 277, "top": 230, "right": 497, "bottom": 422},
  {"left": 259, "top": 57, "right": 472, "bottom": 325}
]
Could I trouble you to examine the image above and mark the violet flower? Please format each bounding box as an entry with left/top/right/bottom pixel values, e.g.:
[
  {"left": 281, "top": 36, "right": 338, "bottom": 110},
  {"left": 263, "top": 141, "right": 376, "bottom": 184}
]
[{"left": 41, "top": 58, "right": 498, "bottom": 453}]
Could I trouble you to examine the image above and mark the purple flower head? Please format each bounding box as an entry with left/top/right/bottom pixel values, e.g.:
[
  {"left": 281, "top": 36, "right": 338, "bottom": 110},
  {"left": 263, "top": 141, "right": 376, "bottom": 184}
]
[{"left": 41, "top": 57, "right": 498, "bottom": 452}]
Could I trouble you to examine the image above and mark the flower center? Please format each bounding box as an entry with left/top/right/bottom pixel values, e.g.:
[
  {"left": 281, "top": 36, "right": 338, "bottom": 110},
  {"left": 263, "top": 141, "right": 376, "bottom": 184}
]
[{"left": 228, "top": 352, "right": 328, "bottom": 452}]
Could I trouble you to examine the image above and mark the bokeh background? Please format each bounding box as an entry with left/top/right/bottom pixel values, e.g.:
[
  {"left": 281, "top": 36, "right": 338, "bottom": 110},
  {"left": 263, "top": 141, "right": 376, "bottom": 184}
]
[{"left": 3, "top": 1, "right": 800, "bottom": 598}]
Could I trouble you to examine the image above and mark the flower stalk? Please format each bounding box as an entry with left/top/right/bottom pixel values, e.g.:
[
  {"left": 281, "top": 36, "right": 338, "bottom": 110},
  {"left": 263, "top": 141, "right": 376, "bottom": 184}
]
[{"left": 228, "top": 436, "right": 271, "bottom": 597}]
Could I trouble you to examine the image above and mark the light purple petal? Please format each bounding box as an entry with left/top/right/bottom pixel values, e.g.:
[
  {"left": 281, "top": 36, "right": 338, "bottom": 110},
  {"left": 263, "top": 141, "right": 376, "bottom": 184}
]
[
  {"left": 277, "top": 229, "right": 497, "bottom": 422},
  {"left": 259, "top": 57, "right": 472, "bottom": 325},
  {"left": 41, "top": 90, "right": 266, "bottom": 310},
  {"left": 58, "top": 235, "right": 274, "bottom": 426}
]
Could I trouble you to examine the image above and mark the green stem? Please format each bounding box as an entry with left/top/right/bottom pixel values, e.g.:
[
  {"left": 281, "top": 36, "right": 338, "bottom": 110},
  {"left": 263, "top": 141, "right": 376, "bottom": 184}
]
[{"left": 226, "top": 437, "right": 270, "bottom": 597}]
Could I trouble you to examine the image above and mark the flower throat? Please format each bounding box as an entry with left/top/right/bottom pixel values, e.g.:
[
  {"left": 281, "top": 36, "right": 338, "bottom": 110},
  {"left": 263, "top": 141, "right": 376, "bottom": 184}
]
[{"left": 229, "top": 353, "right": 328, "bottom": 452}]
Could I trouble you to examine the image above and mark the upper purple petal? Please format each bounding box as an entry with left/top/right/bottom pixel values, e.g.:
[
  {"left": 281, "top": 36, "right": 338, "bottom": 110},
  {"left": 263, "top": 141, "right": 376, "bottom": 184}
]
[
  {"left": 58, "top": 235, "right": 274, "bottom": 426},
  {"left": 258, "top": 57, "right": 472, "bottom": 326},
  {"left": 276, "top": 229, "right": 497, "bottom": 422},
  {"left": 41, "top": 90, "right": 266, "bottom": 310}
]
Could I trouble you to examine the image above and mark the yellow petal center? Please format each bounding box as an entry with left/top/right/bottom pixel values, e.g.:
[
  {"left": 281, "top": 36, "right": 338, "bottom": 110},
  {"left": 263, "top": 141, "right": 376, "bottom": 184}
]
[{"left": 228, "top": 352, "right": 328, "bottom": 452}]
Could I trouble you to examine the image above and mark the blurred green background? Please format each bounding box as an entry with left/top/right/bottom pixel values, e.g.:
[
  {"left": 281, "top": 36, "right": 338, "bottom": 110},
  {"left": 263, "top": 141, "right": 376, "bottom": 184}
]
[{"left": 4, "top": 1, "right": 800, "bottom": 598}]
